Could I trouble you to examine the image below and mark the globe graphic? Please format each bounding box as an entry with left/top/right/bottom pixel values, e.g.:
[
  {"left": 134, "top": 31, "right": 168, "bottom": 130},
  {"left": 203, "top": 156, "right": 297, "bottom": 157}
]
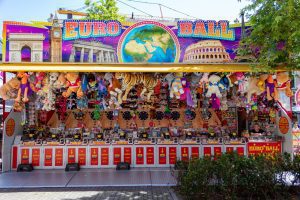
[{"left": 119, "top": 23, "right": 178, "bottom": 63}]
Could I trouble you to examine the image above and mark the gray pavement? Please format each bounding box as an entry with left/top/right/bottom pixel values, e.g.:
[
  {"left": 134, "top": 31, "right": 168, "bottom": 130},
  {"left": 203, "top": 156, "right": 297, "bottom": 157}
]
[{"left": 0, "top": 187, "right": 180, "bottom": 200}]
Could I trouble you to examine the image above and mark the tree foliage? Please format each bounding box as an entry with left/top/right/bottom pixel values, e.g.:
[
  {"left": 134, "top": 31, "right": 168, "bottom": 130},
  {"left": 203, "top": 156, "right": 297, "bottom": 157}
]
[
  {"left": 238, "top": 0, "right": 300, "bottom": 70},
  {"left": 85, "top": 0, "right": 125, "bottom": 21}
]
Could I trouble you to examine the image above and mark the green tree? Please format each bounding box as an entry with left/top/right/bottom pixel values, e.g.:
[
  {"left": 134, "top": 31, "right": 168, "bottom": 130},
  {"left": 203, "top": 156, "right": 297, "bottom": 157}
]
[
  {"left": 85, "top": 0, "right": 125, "bottom": 21},
  {"left": 238, "top": 0, "right": 300, "bottom": 70}
]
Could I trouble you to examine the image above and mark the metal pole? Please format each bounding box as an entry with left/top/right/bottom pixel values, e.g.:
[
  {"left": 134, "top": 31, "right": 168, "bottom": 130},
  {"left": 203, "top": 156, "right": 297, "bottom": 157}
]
[{"left": 159, "top": 4, "right": 163, "bottom": 19}]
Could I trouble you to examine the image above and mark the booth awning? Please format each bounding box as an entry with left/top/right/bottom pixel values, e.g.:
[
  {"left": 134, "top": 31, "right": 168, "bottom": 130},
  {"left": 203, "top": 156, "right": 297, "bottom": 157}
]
[{"left": 0, "top": 62, "right": 288, "bottom": 72}]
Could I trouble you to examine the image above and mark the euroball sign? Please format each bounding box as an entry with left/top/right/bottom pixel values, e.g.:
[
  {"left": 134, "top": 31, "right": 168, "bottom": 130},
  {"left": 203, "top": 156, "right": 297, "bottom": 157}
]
[{"left": 3, "top": 19, "right": 240, "bottom": 63}]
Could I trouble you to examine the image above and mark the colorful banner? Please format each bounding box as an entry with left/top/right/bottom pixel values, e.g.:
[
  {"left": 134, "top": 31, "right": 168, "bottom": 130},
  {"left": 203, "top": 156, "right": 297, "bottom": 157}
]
[
  {"left": 169, "top": 147, "right": 177, "bottom": 164},
  {"left": 237, "top": 147, "right": 245, "bottom": 156},
  {"left": 113, "top": 147, "right": 121, "bottom": 165},
  {"left": 248, "top": 142, "right": 282, "bottom": 156},
  {"left": 21, "top": 148, "right": 29, "bottom": 164},
  {"left": 31, "top": 148, "right": 40, "bottom": 166},
  {"left": 136, "top": 147, "right": 144, "bottom": 165},
  {"left": 226, "top": 147, "right": 234, "bottom": 153},
  {"left": 101, "top": 148, "right": 109, "bottom": 165},
  {"left": 67, "top": 148, "right": 76, "bottom": 164},
  {"left": 124, "top": 147, "right": 132, "bottom": 164},
  {"left": 44, "top": 148, "right": 53, "bottom": 166},
  {"left": 191, "top": 147, "right": 199, "bottom": 159},
  {"left": 78, "top": 148, "right": 86, "bottom": 166},
  {"left": 203, "top": 147, "right": 212, "bottom": 157},
  {"left": 3, "top": 20, "right": 243, "bottom": 64},
  {"left": 55, "top": 148, "right": 63, "bottom": 166},
  {"left": 158, "top": 147, "right": 166, "bottom": 165},
  {"left": 90, "top": 147, "right": 99, "bottom": 165},
  {"left": 181, "top": 147, "right": 189, "bottom": 161}
]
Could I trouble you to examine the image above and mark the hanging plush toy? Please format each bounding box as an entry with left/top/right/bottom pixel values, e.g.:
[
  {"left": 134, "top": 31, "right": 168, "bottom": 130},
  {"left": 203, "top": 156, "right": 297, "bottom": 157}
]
[
  {"left": 274, "top": 72, "right": 293, "bottom": 111},
  {"left": 245, "top": 76, "right": 263, "bottom": 103},
  {"left": 54, "top": 73, "right": 67, "bottom": 89},
  {"left": 205, "top": 74, "right": 224, "bottom": 98},
  {"left": 220, "top": 93, "right": 228, "bottom": 111},
  {"left": 0, "top": 77, "right": 21, "bottom": 100},
  {"left": 62, "top": 72, "right": 83, "bottom": 99},
  {"left": 257, "top": 74, "right": 269, "bottom": 92},
  {"left": 219, "top": 74, "right": 230, "bottom": 91},
  {"left": 104, "top": 72, "right": 122, "bottom": 105},
  {"left": 180, "top": 78, "right": 194, "bottom": 107},
  {"left": 164, "top": 73, "right": 175, "bottom": 90},
  {"left": 170, "top": 75, "right": 184, "bottom": 99},
  {"left": 97, "top": 75, "right": 107, "bottom": 99},
  {"left": 211, "top": 93, "right": 220, "bottom": 110},
  {"left": 265, "top": 74, "right": 276, "bottom": 101},
  {"left": 15, "top": 72, "right": 33, "bottom": 103},
  {"left": 49, "top": 72, "right": 59, "bottom": 86}
]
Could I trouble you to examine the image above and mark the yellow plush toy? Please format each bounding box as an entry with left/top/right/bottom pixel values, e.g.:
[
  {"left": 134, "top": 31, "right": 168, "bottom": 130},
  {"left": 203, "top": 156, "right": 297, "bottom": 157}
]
[
  {"left": 62, "top": 73, "right": 83, "bottom": 98},
  {"left": 0, "top": 77, "right": 21, "bottom": 100}
]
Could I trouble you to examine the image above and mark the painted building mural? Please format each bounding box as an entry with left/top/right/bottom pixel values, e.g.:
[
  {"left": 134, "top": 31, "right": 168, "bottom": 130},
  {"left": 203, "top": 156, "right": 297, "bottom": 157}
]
[{"left": 2, "top": 20, "right": 243, "bottom": 63}]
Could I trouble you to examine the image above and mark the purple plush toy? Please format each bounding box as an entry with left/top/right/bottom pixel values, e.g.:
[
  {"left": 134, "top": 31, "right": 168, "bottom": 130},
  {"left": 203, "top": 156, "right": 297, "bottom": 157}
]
[{"left": 180, "top": 78, "right": 194, "bottom": 107}]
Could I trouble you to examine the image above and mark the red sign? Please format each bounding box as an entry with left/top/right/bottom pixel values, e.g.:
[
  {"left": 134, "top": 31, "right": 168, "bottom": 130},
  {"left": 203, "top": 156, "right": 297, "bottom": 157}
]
[
  {"left": 12, "top": 146, "right": 18, "bottom": 169},
  {"left": 248, "top": 142, "right": 282, "bottom": 156},
  {"left": 101, "top": 148, "right": 109, "bottom": 165},
  {"left": 124, "top": 147, "right": 132, "bottom": 164},
  {"left": 78, "top": 148, "right": 86, "bottom": 166},
  {"left": 278, "top": 116, "right": 289, "bottom": 134},
  {"left": 136, "top": 147, "right": 144, "bottom": 165},
  {"left": 214, "top": 147, "right": 222, "bottom": 158},
  {"left": 44, "top": 148, "right": 53, "bottom": 166},
  {"left": 169, "top": 147, "right": 177, "bottom": 164},
  {"left": 5, "top": 118, "right": 15, "bottom": 137},
  {"left": 237, "top": 147, "right": 244, "bottom": 156},
  {"left": 203, "top": 147, "right": 211, "bottom": 157},
  {"left": 113, "top": 147, "right": 121, "bottom": 165},
  {"left": 159, "top": 147, "right": 167, "bottom": 164},
  {"left": 181, "top": 147, "right": 189, "bottom": 161},
  {"left": 146, "top": 147, "right": 154, "bottom": 165},
  {"left": 191, "top": 147, "right": 199, "bottom": 159},
  {"left": 21, "top": 148, "right": 29, "bottom": 164},
  {"left": 55, "top": 148, "right": 64, "bottom": 166},
  {"left": 31, "top": 148, "right": 40, "bottom": 166},
  {"left": 90, "top": 148, "right": 99, "bottom": 165},
  {"left": 226, "top": 147, "right": 234, "bottom": 153},
  {"left": 68, "top": 148, "right": 76, "bottom": 164}
]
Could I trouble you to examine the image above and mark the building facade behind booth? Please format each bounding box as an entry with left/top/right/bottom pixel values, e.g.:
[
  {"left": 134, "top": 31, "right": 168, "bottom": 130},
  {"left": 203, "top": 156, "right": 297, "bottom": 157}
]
[{"left": 0, "top": 18, "right": 294, "bottom": 172}]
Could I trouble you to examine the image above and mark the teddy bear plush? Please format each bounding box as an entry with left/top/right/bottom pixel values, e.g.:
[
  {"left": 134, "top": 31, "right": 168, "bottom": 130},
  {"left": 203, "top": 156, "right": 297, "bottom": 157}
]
[
  {"left": 0, "top": 77, "right": 21, "bottom": 100},
  {"left": 245, "top": 76, "right": 263, "bottom": 103},
  {"left": 62, "top": 72, "right": 83, "bottom": 99},
  {"left": 54, "top": 73, "right": 67, "bottom": 89},
  {"left": 206, "top": 74, "right": 224, "bottom": 98},
  {"left": 274, "top": 72, "right": 292, "bottom": 111}
]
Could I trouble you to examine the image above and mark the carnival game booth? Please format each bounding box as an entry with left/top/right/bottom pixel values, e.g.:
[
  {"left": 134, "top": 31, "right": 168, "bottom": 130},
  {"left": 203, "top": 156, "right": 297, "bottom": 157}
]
[{"left": 0, "top": 19, "right": 294, "bottom": 172}]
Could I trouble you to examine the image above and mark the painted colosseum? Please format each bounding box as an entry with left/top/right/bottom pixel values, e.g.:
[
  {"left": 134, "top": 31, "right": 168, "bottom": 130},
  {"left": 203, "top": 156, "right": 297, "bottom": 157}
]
[{"left": 183, "top": 40, "right": 231, "bottom": 63}]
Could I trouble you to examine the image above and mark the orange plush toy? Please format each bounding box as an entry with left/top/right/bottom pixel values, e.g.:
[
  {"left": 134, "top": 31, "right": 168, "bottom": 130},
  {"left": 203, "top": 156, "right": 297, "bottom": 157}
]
[{"left": 62, "top": 73, "right": 83, "bottom": 98}]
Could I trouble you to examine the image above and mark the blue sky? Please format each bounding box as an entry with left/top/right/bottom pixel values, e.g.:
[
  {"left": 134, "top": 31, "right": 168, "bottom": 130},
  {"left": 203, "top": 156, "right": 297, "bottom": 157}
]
[{"left": 0, "top": 0, "right": 249, "bottom": 38}]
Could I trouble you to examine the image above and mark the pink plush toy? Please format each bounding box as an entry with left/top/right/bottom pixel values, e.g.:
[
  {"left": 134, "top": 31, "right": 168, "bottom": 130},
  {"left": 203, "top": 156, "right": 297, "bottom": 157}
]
[{"left": 180, "top": 78, "right": 194, "bottom": 107}]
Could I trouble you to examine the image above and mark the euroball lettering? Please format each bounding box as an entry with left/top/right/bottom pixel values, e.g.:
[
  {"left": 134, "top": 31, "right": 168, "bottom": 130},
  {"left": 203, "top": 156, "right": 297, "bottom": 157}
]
[
  {"left": 63, "top": 20, "right": 122, "bottom": 40},
  {"left": 177, "top": 20, "right": 235, "bottom": 41}
]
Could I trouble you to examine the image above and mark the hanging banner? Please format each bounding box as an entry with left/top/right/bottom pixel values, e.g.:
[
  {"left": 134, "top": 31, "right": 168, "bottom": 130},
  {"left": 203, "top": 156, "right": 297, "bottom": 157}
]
[
  {"left": 55, "top": 148, "right": 64, "bottom": 166},
  {"left": 146, "top": 147, "right": 154, "bottom": 165},
  {"left": 3, "top": 20, "right": 242, "bottom": 64},
  {"left": 101, "top": 148, "right": 109, "bottom": 165},
  {"left": 248, "top": 142, "right": 282, "bottom": 155},
  {"left": 136, "top": 147, "right": 144, "bottom": 165},
  {"left": 113, "top": 147, "right": 121, "bottom": 165},
  {"left": 181, "top": 147, "right": 189, "bottom": 161},
  {"left": 68, "top": 148, "right": 76, "bottom": 164},
  {"left": 31, "top": 148, "right": 40, "bottom": 166},
  {"left": 226, "top": 147, "right": 234, "bottom": 153},
  {"left": 44, "top": 148, "right": 53, "bottom": 166},
  {"left": 21, "top": 148, "right": 29, "bottom": 164},
  {"left": 90, "top": 148, "right": 99, "bottom": 166},
  {"left": 159, "top": 147, "right": 167, "bottom": 164},
  {"left": 191, "top": 147, "right": 199, "bottom": 159},
  {"left": 169, "top": 147, "right": 177, "bottom": 164},
  {"left": 78, "top": 148, "right": 86, "bottom": 166},
  {"left": 12, "top": 146, "right": 18, "bottom": 169},
  {"left": 124, "top": 147, "right": 132, "bottom": 164}
]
